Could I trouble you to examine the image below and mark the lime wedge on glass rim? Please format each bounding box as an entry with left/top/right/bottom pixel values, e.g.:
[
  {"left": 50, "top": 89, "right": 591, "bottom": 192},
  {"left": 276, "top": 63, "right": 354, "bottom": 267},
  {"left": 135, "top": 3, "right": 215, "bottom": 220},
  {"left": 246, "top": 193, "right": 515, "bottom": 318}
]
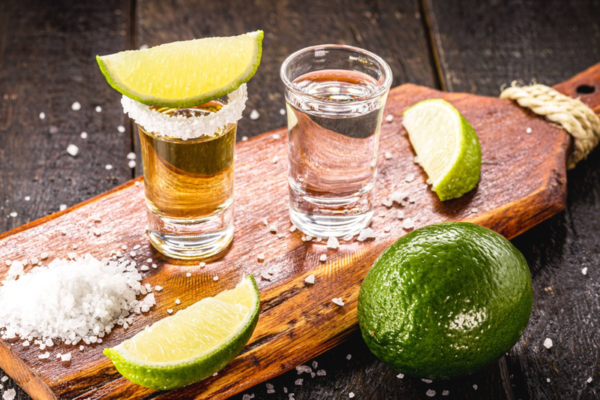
[
  {"left": 402, "top": 99, "right": 482, "bottom": 201},
  {"left": 103, "top": 276, "right": 260, "bottom": 390},
  {"left": 97, "top": 31, "right": 263, "bottom": 108}
]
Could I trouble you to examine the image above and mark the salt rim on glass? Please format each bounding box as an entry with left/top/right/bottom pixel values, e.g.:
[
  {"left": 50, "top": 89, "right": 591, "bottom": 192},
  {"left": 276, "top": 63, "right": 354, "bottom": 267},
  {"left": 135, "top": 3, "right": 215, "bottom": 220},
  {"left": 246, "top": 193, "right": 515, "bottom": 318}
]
[{"left": 121, "top": 83, "right": 248, "bottom": 141}]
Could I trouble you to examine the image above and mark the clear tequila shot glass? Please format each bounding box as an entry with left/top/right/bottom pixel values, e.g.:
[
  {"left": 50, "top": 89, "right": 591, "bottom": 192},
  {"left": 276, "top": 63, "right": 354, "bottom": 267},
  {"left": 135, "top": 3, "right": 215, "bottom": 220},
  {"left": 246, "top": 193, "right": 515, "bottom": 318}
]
[
  {"left": 281, "top": 45, "right": 393, "bottom": 238},
  {"left": 123, "top": 85, "right": 247, "bottom": 259}
]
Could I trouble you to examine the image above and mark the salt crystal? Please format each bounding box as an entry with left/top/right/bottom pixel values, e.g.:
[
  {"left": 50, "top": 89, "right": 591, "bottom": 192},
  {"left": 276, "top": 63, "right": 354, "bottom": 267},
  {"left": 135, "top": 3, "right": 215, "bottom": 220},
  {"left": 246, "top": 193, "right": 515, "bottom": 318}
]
[
  {"left": 250, "top": 110, "right": 260, "bottom": 120},
  {"left": 67, "top": 252, "right": 76, "bottom": 259},
  {"left": 71, "top": 102, "right": 81, "bottom": 111},
  {"left": 397, "top": 373, "right": 404, "bottom": 379},
  {"left": 262, "top": 218, "right": 269, "bottom": 226},
  {"left": 39, "top": 112, "right": 45, "bottom": 120},
  {"left": 382, "top": 199, "right": 393, "bottom": 208},
  {"left": 305, "top": 275, "right": 315, "bottom": 284},
  {"left": 22, "top": 340, "right": 30, "bottom": 347},
  {"left": 280, "top": 108, "right": 286, "bottom": 115},
  {"left": 316, "top": 369, "right": 326, "bottom": 376},
  {"left": 582, "top": 267, "right": 588, "bottom": 275},
  {"left": 126, "top": 152, "right": 136, "bottom": 160},
  {"left": 154, "top": 285, "right": 163, "bottom": 292},
  {"left": 422, "top": 378, "right": 433, "bottom": 384},
  {"left": 67, "top": 144, "right": 79, "bottom": 157},
  {"left": 426, "top": 389, "right": 436, "bottom": 397},
  {"left": 295, "top": 379, "right": 303, "bottom": 385},
  {"left": 9, "top": 212, "right": 17, "bottom": 218},
  {"left": 95, "top": 106, "right": 102, "bottom": 112},
  {"left": 257, "top": 254, "right": 265, "bottom": 261},
  {"left": 79, "top": 345, "right": 84, "bottom": 351},
  {"left": 242, "top": 394, "right": 255, "bottom": 400},
  {"left": 7, "top": 261, "right": 24, "bottom": 280},
  {"left": 38, "top": 352, "right": 50, "bottom": 359},
  {"left": 272, "top": 134, "right": 280, "bottom": 140},
  {"left": 151, "top": 264, "right": 157, "bottom": 269},
  {"left": 24, "top": 196, "right": 31, "bottom": 201},
  {"left": 332, "top": 297, "right": 345, "bottom": 306},
  {"left": 175, "top": 299, "right": 180, "bottom": 305},
  {"left": 80, "top": 132, "right": 88, "bottom": 139},
  {"left": 61, "top": 352, "right": 71, "bottom": 362},
  {"left": 547, "top": 378, "right": 551, "bottom": 383},
  {"left": 587, "top": 377, "right": 593, "bottom": 383},
  {"left": 290, "top": 225, "right": 297, "bottom": 232},
  {"left": 312, "top": 361, "right": 318, "bottom": 369},
  {"left": 526, "top": 127, "right": 532, "bottom": 133},
  {"left": 93, "top": 229, "right": 102, "bottom": 237},
  {"left": 442, "top": 390, "right": 450, "bottom": 396},
  {"left": 0, "top": 377, "right": 7, "bottom": 383},
  {"left": 167, "top": 309, "right": 173, "bottom": 314},
  {"left": 128, "top": 160, "right": 136, "bottom": 169},
  {"left": 269, "top": 225, "right": 278, "bottom": 233},
  {"left": 402, "top": 218, "right": 415, "bottom": 230},
  {"left": 296, "top": 365, "right": 312, "bottom": 374},
  {"left": 242, "top": 136, "right": 248, "bottom": 141},
  {"left": 397, "top": 210, "right": 405, "bottom": 219},
  {"left": 389, "top": 190, "right": 409, "bottom": 204},
  {"left": 543, "top": 338, "right": 553, "bottom": 349},
  {"left": 320, "top": 254, "right": 327, "bottom": 262},
  {"left": 213, "top": 276, "right": 219, "bottom": 281},
  {"left": 121, "top": 245, "right": 128, "bottom": 250},
  {"left": 186, "top": 273, "right": 191, "bottom": 277},
  {"left": 386, "top": 115, "right": 394, "bottom": 122},
  {"left": 346, "top": 354, "right": 352, "bottom": 360},
  {"left": 272, "top": 156, "right": 279, "bottom": 164},
  {"left": 384, "top": 226, "right": 391, "bottom": 233},
  {"left": 471, "top": 208, "right": 479, "bottom": 213},
  {"left": 405, "top": 173, "right": 415, "bottom": 182},
  {"left": 261, "top": 272, "right": 273, "bottom": 281},
  {"left": 473, "top": 384, "right": 478, "bottom": 390},
  {"left": 5, "top": 260, "right": 11, "bottom": 266},
  {"left": 105, "top": 164, "right": 113, "bottom": 170},
  {"left": 40, "top": 252, "right": 48, "bottom": 260},
  {"left": 117, "top": 125, "right": 126, "bottom": 133},
  {"left": 385, "top": 151, "right": 393, "bottom": 159},
  {"left": 349, "top": 393, "right": 355, "bottom": 398},
  {"left": 3, "top": 389, "right": 16, "bottom": 400},
  {"left": 327, "top": 236, "right": 339, "bottom": 249},
  {"left": 357, "top": 228, "right": 376, "bottom": 242},
  {"left": 130, "top": 251, "right": 137, "bottom": 257}
]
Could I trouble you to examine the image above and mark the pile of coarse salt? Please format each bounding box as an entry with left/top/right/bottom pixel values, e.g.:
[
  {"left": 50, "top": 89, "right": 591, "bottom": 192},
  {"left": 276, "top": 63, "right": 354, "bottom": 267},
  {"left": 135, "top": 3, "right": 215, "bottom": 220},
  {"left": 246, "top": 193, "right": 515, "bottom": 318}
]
[{"left": 0, "top": 254, "right": 155, "bottom": 348}]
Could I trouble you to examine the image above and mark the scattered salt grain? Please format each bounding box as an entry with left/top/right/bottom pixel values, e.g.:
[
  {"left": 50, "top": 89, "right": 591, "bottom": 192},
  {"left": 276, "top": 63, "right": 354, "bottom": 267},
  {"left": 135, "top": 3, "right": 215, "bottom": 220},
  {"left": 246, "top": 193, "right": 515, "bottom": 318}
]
[
  {"left": 186, "top": 273, "right": 191, "bottom": 277},
  {"left": 422, "top": 378, "right": 433, "bottom": 384},
  {"left": 272, "top": 134, "right": 280, "bottom": 140},
  {"left": 397, "top": 210, "right": 405, "bottom": 219},
  {"left": 130, "top": 251, "right": 137, "bottom": 257},
  {"left": 473, "top": 384, "right": 478, "bottom": 390},
  {"left": 547, "top": 378, "right": 551, "bottom": 383},
  {"left": 316, "top": 369, "right": 327, "bottom": 376},
  {"left": 242, "top": 136, "right": 248, "bottom": 141},
  {"left": 93, "top": 229, "right": 102, "bottom": 237},
  {"left": 61, "top": 352, "right": 71, "bottom": 362},
  {"left": 543, "top": 338, "right": 553, "bottom": 349},
  {"left": 117, "top": 125, "right": 126, "bottom": 133},
  {"left": 426, "top": 389, "right": 436, "bottom": 397},
  {"left": 402, "top": 218, "right": 415, "bottom": 230},
  {"left": 3, "top": 389, "right": 16, "bottom": 400},
  {"left": 213, "top": 276, "right": 219, "bottom": 281},
  {"left": 405, "top": 173, "right": 415, "bottom": 182},
  {"left": 250, "top": 110, "right": 260, "bottom": 120},
  {"left": 582, "top": 267, "right": 588, "bottom": 275},
  {"left": 22, "top": 340, "right": 30, "bottom": 347},
  {"left": 397, "top": 373, "right": 404, "bottom": 379},
  {"left": 261, "top": 272, "right": 273, "bottom": 281},
  {"left": 95, "top": 106, "right": 102, "bottom": 113},
  {"left": 296, "top": 365, "right": 312, "bottom": 374},
  {"left": 326, "top": 236, "right": 340, "bottom": 249},
  {"left": 384, "top": 225, "right": 391, "bottom": 233},
  {"left": 154, "top": 285, "right": 163, "bottom": 292},
  {"left": 38, "top": 352, "right": 50, "bottom": 359},
  {"left": 305, "top": 275, "right": 315, "bottom": 284},
  {"left": 587, "top": 377, "right": 593, "bottom": 383},
  {"left": 71, "top": 102, "right": 81, "bottom": 111},
  {"left": 332, "top": 297, "right": 345, "bottom": 306},
  {"left": 24, "top": 196, "right": 31, "bottom": 201},
  {"left": 320, "top": 254, "right": 327, "bottom": 262},
  {"left": 80, "top": 132, "right": 88, "bottom": 139},
  {"left": 167, "top": 309, "right": 173, "bottom": 314},
  {"left": 280, "top": 108, "right": 286, "bottom": 115},
  {"left": 39, "top": 112, "right": 45, "bottom": 120},
  {"left": 272, "top": 156, "right": 279, "bottom": 164},
  {"left": 175, "top": 299, "right": 180, "bottom": 305},
  {"left": 0, "top": 377, "right": 7, "bottom": 383},
  {"left": 295, "top": 379, "right": 303, "bottom": 386},
  {"left": 442, "top": 390, "right": 450, "bottom": 396},
  {"left": 290, "top": 225, "right": 297, "bottom": 232},
  {"left": 128, "top": 160, "right": 136, "bottom": 169},
  {"left": 471, "top": 208, "right": 479, "bottom": 213},
  {"left": 386, "top": 115, "right": 394, "bottom": 122},
  {"left": 266, "top": 383, "right": 275, "bottom": 393},
  {"left": 257, "top": 254, "right": 265, "bottom": 262},
  {"left": 242, "top": 394, "right": 255, "bottom": 400},
  {"left": 67, "top": 144, "right": 79, "bottom": 157},
  {"left": 349, "top": 393, "right": 355, "bottom": 398},
  {"left": 9, "top": 212, "right": 17, "bottom": 218},
  {"left": 346, "top": 354, "right": 352, "bottom": 360},
  {"left": 262, "top": 218, "right": 269, "bottom": 226},
  {"left": 105, "top": 164, "right": 113, "bottom": 170},
  {"left": 526, "top": 127, "right": 532, "bottom": 134},
  {"left": 385, "top": 151, "right": 393, "bottom": 160},
  {"left": 382, "top": 199, "right": 393, "bottom": 208},
  {"left": 269, "top": 225, "right": 278, "bottom": 233},
  {"left": 79, "top": 345, "right": 84, "bottom": 351},
  {"left": 357, "top": 228, "right": 376, "bottom": 242}
]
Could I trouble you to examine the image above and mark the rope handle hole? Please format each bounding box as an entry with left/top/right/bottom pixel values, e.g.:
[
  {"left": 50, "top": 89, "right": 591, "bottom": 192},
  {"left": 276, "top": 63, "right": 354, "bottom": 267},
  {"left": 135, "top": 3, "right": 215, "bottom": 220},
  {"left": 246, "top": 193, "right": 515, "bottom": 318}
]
[{"left": 576, "top": 84, "right": 595, "bottom": 95}]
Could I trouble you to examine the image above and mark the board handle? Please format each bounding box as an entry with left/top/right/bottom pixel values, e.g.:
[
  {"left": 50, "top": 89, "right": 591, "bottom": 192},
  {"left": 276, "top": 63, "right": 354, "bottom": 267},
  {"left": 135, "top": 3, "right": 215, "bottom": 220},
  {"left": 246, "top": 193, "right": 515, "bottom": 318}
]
[{"left": 553, "top": 63, "right": 600, "bottom": 115}]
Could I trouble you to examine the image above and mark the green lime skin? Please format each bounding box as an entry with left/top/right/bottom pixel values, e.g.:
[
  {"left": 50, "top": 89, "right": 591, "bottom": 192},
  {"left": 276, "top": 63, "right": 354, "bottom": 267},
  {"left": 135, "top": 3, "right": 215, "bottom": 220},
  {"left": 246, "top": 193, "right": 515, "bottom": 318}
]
[
  {"left": 357, "top": 222, "right": 532, "bottom": 379},
  {"left": 103, "top": 277, "right": 260, "bottom": 391}
]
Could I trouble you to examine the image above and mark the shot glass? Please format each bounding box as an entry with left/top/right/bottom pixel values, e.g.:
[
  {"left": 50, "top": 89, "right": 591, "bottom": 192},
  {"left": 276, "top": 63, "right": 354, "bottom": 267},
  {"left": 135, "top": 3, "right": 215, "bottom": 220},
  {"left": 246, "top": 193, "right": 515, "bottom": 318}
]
[
  {"left": 124, "top": 86, "right": 247, "bottom": 259},
  {"left": 280, "top": 45, "right": 393, "bottom": 238}
]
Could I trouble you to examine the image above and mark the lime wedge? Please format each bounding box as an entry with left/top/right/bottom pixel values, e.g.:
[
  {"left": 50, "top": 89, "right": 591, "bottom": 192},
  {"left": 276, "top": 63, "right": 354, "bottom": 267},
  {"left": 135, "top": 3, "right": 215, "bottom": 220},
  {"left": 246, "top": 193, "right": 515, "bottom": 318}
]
[
  {"left": 103, "top": 276, "right": 260, "bottom": 390},
  {"left": 402, "top": 99, "right": 481, "bottom": 201},
  {"left": 97, "top": 31, "right": 263, "bottom": 108}
]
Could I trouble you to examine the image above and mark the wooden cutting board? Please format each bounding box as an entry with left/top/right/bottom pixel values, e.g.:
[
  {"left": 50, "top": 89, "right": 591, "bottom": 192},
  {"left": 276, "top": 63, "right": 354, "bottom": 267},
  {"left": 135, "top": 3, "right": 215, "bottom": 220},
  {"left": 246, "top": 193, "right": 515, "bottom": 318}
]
[{"left": 1, "top": 63, "right": 599, "bottom": 400}]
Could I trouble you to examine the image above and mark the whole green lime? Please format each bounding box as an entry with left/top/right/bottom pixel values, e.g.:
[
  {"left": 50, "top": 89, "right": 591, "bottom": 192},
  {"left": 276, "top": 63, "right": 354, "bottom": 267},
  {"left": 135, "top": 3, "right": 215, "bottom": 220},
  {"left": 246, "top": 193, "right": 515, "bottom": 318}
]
[{"left": 357, "top": 222, "right": 532, "bottom": 379}]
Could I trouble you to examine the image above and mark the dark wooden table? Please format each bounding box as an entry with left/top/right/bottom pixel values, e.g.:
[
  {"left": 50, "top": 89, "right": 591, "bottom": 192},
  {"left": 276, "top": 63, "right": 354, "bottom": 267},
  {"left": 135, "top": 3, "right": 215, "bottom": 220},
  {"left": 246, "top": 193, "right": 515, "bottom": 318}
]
[{"left": 1, "top": 0, "right": 599, "bottom": 399}]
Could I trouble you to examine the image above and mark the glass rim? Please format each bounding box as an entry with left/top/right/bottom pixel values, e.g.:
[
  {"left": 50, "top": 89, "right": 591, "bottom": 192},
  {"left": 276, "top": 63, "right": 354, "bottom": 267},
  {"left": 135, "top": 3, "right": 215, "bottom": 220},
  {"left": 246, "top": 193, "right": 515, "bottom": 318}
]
[{"left": 280, "top": 44, "right": 393, "bottom": 105}]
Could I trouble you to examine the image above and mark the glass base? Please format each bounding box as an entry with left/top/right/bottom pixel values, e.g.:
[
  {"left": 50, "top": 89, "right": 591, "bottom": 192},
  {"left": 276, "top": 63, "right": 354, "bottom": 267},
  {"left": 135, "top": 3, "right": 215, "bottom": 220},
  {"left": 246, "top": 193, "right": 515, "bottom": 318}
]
[
  {"left": 289, "top": 207, "right": 373, "bottom": 239},
  {"left": 146, "top": 206, "right": 233, "bottom": 260}
]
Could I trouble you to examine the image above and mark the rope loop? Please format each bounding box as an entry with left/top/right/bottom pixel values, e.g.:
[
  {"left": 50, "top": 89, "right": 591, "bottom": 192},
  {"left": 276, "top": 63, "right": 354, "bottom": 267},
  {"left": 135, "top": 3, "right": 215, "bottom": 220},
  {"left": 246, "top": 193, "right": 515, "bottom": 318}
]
[{"left": 500, "top": 82, "right": 600, "bottom": 169}]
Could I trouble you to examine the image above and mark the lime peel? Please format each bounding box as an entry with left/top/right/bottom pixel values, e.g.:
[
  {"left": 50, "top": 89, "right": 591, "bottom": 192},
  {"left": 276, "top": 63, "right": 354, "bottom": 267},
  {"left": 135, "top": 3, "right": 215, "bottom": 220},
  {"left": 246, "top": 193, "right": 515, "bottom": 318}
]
[
  {"left": 97, "top": 31, "right": 263, "bottom": 108},
  {"left": 103, "top": 276, "right": 260, "bottom": 390}
]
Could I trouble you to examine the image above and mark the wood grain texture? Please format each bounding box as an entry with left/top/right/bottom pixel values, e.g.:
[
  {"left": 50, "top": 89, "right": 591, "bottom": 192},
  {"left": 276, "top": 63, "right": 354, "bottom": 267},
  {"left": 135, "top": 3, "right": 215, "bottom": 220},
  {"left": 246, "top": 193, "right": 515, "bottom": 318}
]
[
  {"left": 2, "top": 57, "right": 591, "bottom": 396},
  {"left": 427, "top": 2, "right": 600, "bottom": 399}
]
